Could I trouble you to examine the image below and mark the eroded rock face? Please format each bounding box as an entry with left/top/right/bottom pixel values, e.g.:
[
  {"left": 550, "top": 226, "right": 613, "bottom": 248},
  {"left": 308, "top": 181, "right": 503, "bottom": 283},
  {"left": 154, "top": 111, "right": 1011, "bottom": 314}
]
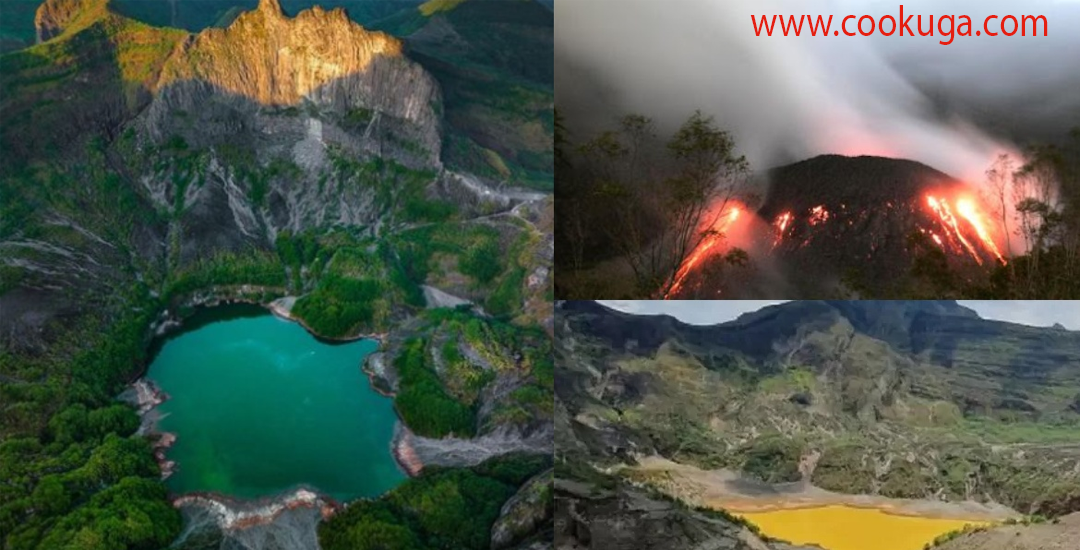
[
  {"left": 160, "top": 0, "right": 402, "bottom": 105},
  {"left": 143, "top": 0, "right": 441, "bottom": 165},
  {"left": 34, "top": 0, "right": 107, "bottom": 42},
  {"left": 492, "top": 469, "right": 554, "bottom": 550},
  {"left": 111, "top": 0, "right": 452, "bottom": 269},
  {"left": 555, "top": 481, "right": 818, "bottom": 550}
]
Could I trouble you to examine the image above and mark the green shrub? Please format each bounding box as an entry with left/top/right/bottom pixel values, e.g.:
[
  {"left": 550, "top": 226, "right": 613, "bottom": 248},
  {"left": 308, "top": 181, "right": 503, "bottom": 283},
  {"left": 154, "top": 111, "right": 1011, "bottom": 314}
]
[{"left": 394, "top": 339, "right": 475, "bottom": 438}]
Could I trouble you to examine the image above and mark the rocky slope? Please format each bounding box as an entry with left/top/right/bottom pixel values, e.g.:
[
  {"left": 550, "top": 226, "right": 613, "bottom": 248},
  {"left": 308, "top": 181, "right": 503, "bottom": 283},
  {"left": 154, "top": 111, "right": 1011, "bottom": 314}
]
[
  {"left": 147, "top": 0, "right": 441, "bottom": 165},
  {"left": 931, "top": 513, "right": 1080, "bottom": 550},
  {"left": 2, "top": 0, "right": 548, "bottom": 344},
  {"left": 33, "top": 0, "right": 105, "bottom": 41},
  {"left": 492, "top": 469, "right": 554, "bottom": 550},
  {"left": 555, "top": 478, "right": 818, "bottom": 550},
  {"left": 555, "top": 300, "right": 1080, "bottom": 518}
]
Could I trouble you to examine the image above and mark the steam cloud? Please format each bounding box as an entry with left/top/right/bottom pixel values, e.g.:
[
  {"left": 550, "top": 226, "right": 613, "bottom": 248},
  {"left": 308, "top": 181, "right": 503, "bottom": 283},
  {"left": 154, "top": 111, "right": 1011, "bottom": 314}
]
[{"left": 556, "top": 0, "right": 1080, "bottom": 183}]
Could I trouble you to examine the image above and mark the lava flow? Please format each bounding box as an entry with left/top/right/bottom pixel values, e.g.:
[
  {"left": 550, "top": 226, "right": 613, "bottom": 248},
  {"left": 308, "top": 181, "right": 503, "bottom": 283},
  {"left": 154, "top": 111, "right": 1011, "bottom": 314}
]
[
  {"left": 925, "top": 194, "right": 1006, "bottom": 265},
  {"left": 665, "top": 203, "right": 742, "bottom": 297},
  {"left": 956, "top": 197, "right": 1006, "bottom": 263},
  {"left": 773, "top": 211, "right": 794, "bottom": 246}
]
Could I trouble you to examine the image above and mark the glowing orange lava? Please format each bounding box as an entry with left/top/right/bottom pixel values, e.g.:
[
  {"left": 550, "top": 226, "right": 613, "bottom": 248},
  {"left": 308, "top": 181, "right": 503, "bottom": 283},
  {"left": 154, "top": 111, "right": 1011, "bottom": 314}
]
[
  {"left": 772, "top": 211, "right": 794, "bottom": 246},
  {"left": 924, "top": 194, "right": 1007, "bottom": 265},
  {"left": 808, "top": 205, "right": 830, "bottom": 226},
  {"left": 955, "top": 197, "right": 1006, "bottom": 263},
  {"left": 775, "top": 212, "right": 793, "bottom": 233},
  {"left": 926, "top": 195, "right": 982, "bottom": 264},
  {"left": 666, "top": 205, "right": 742, "bottom": 298}
]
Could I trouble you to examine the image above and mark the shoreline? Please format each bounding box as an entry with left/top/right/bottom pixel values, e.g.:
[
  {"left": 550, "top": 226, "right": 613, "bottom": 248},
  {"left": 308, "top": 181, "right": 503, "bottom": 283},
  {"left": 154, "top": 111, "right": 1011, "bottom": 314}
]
[
  {"left": 627, "top": 455, "right": 1018, "bottom": 524},
  {"left": 719, "top": 500, "right": 1000, "bottom": 524},
  {"left": 126, "top": 295, "right": 414, "bottom": 532},
  {"left": 174, "top": 488, "right": 342, "bottom": 531},
  {"left": 266, "top": 296, "right": 388, "bottom": 344},
  {"left": 391, "top": 424, "right": 425, "bottom": 477}
]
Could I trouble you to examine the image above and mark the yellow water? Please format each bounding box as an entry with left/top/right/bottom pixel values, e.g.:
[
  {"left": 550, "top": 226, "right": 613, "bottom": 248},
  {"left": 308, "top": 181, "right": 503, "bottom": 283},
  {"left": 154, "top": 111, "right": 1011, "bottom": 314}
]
[{"left": 738, "top": 505, "right": 991, "bottom": 550}]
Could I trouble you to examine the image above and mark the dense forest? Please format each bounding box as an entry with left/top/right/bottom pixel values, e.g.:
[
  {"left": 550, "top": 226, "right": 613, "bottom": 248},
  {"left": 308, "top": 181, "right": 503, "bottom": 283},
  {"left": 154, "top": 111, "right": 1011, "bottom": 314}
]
[
  {"left": 0, "top": 293, "right": 181, "bottom": 549},
  {"left": 319, "top": 453, "right": 551, "bottom": 550}
]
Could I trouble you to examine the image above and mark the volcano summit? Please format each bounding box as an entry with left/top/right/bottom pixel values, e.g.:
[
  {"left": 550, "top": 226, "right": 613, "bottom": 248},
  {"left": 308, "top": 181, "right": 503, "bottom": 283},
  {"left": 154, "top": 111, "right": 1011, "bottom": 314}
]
[{"left": 685, "top": 155, "right": 1011, "bottom": 298}]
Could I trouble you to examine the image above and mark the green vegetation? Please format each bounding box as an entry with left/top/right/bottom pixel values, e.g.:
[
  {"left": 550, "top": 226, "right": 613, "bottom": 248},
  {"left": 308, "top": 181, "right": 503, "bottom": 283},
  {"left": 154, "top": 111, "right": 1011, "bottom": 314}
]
[
  {"left": 319, "top": 453, "right": 548, "bottom": 550},
  {"left": 290, "top": 237, "right": 418, "bottom": 337},
  {"left": 275, "top": 230, "right": 322, "bottom": 291},
  {"left": 0, "top": 291, "right": 183, "bottom": 550},
  {"left": 459, "top": 238, "right": 502, "bottom": 284},
  {"left": 166, "top": 249, "right": 286, "bottom": 297},
  {"left": 737, "top": 434, "right": 804, "bottom": 483},
  {"left": 293, "top": 274, "right": 384, "bottom": 337},
  {"left": 391, "top": 222, "right": 530, "bottom": 318},
  {"left": 394, "top": 339, "right": 476, "bottom": 437},
  {"left": 422, "top": 307, "right": 554, "bottom": 429},
  {"left": 419, "top": 0, "right": 468, "bottom": 17},
  {"left": 440, "top": 338, "right": 494, "bottom": 405},
  {"left": 326, "top": 149, "right": 454, "bottom": 224},
  {"left": 380, "top": 308, "right": 554, "bottom": 440},
  {"left": 757, "top": 367, "right": 816, "bottom": 393}
]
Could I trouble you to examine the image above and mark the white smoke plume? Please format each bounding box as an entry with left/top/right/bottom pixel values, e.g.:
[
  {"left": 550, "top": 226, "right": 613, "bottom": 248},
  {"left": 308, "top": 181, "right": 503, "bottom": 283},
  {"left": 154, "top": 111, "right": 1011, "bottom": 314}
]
[{"left": 556, "top": 0, "right": 1080, "bottom": 183}]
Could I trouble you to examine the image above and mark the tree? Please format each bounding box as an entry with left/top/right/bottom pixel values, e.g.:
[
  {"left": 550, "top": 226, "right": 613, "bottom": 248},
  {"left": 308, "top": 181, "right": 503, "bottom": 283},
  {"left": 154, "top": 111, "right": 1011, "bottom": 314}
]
[
  {"left": 554, "top": 108, "right": 568, "bottom": 171},
  {"left": 1013, "top": 145, "right": 1066, "bottom": 296},
  {"left": 580, "top": 112, "right": 749, "bottom": 297},
  {"left": 984, "top": 154, "right": 1015, "bottom": 260}
]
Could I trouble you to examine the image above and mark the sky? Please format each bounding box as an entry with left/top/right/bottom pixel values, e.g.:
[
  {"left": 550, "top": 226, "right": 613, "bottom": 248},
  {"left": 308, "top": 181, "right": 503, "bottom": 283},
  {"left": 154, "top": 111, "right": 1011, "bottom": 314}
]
[
  {"left": 597, "top": 300, "right": 1080, "bottom": 330},
  {"left": 557, "top": 0, "right": 1080, "bottom": 184}
]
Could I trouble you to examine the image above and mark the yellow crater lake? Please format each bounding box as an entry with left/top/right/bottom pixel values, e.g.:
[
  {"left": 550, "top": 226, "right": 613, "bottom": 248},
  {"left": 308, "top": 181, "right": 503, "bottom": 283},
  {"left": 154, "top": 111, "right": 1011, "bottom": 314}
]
[{"left": 738, "top": 505, "right": 991, "bottom": 550}]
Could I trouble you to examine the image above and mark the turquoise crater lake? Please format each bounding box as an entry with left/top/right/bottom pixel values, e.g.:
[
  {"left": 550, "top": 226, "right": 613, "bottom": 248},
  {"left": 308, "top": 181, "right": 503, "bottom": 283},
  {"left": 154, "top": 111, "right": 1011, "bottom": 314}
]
[{"left": 146, "top": 306, "right": 404, "bottom": 501}]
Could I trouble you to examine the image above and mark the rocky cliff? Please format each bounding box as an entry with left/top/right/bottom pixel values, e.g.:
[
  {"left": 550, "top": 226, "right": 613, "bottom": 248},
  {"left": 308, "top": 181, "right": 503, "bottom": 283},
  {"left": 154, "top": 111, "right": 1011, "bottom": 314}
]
[
  {"left": 33, "top": 0, "right": 108, "bottom": 41},
  {"left": 555, "top": 479, "right": 818, "bottom": 550},
  {"left": 492, "top": 469, "right": 554, "bottom": 550},
  {"left": 4, "top": 0, "right": 544, "bottom": 323},
  {"left": 145, "top": 0, "right": 441, "bottom": 165}
]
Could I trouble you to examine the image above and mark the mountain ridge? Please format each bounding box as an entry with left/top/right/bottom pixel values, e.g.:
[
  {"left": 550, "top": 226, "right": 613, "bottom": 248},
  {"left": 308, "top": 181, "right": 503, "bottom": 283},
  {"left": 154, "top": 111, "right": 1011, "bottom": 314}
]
[{"left": 555, "top": 300, "right": 1080, "bottom": 518}]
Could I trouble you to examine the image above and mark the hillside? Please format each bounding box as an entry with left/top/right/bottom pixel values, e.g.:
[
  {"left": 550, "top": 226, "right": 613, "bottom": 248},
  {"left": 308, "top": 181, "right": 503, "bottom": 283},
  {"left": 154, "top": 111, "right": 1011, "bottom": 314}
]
[
  {"left": 930, "top": 513, "right": 1080, "bottom": 550},
  {"left": 665, "top": 155, "right": 1009, "bottom": 298},
  {"left": 0, "top": 0, "right": 553, "bottom": 189},
  {"left": 555, "top": 301, "right": 1080, "bottom": 519},
  {"left": 759, "top": 155, "right": 1005, "bottom": 296},
  {"left": 555, "top": 478, "right": 819, "bottom": 550},
  {"left": 0, "top": 0, "right": 552, "bottom": 549}
]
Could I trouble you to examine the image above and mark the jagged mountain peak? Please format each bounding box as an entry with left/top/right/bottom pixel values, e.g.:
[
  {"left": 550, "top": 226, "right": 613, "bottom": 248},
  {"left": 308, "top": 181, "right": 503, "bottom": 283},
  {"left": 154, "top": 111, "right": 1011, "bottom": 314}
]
[
  {"left": 34, "top": 0, "right": 111, "bottom": 42},
  {"left": 258, "top": 0, "right": 284, "bottom": 15},
  {"left": 142, "top": 0, "right": 440, "bottom": 165},
  {"left": 158, "top": 0, "right": 407, "bottom": 104}
]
